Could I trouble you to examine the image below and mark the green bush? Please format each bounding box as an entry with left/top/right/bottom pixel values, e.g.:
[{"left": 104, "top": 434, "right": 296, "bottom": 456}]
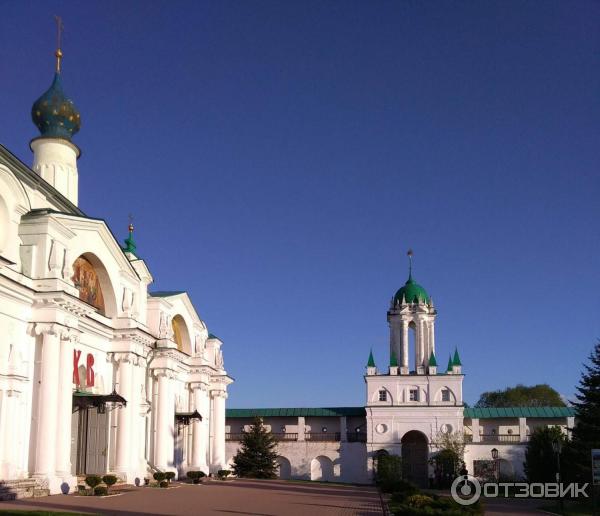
[
  {"left": 376, "top": 454, "right": 403, "bottom": 493},
  {"left": 187, "top": 470, "right": 206, "bottom": 483},
  {"left": 85, "top": 475, "right": 102, "bottom": 489},
  {"left": 165, "top": 471, "right": 176, "bottom": 482},
  {"left": 102, "top": 475, "right": 118, "bottom": 491},
  {"left": 218, "top": 469, "right": 231, "bottom": 479},
  {"left": 405, "top": 494, "right": 434, "bottom": 508},
  {"left": 94, "top": 486, "right": 108, "bottom": 496},
  {"left": 388, "top": 479, "right": 419, "bottom": 502},
  {"left": 153, "top": 471, "right": 166, "bottom": 482},
  {"left": 390, "top": 493, "right": 484, "bottom": 516},
  {"left": 159, "top": 480, "right": 168, "bottom": 488}
]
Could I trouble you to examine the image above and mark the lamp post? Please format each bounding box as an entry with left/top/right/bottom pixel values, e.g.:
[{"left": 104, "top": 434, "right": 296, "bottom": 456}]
[
  {"left": 491, "top": 448, "right": 499, "bottom": 483},
  {"left": 552, "top": 439, "right": 563, "bottom": 511}
]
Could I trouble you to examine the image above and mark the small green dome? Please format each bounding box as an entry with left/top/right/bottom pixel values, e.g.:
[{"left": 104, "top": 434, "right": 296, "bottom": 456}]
[
  {"left": 394, "top": 275, "right": 430, "bottom": 304},
  {"left": 32, "top": 72, "right": 81, "bottom": 141}
]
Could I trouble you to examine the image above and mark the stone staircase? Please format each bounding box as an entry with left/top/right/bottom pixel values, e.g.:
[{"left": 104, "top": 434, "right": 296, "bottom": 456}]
[{"left": 0, "top": 479, "right": 49, "bottom": 501}]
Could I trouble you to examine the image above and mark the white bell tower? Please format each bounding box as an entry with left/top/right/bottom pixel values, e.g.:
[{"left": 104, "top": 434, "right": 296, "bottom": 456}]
[{"left": 387, "top": 250, "right": 436, "bottom": 375}]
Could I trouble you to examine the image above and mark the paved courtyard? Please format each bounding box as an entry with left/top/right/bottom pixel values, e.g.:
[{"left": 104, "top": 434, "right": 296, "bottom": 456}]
[{"left": 0, "top": 479, "right": 383, "bottom": 516}]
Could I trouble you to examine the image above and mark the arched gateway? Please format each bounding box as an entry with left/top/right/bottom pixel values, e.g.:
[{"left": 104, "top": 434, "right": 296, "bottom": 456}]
[{"left": 401, "top": 430, "right": 429, "bottom": 488}]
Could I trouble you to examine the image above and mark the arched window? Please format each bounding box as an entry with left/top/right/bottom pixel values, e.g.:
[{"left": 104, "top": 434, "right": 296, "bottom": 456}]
[{"left": 71, "top": 256, "right": 105, "bottom": 314}]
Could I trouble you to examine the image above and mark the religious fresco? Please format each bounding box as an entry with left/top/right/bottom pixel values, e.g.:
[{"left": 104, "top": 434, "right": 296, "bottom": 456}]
[{"left": 71, "top": 256, "right": 105, "bottom": 313}]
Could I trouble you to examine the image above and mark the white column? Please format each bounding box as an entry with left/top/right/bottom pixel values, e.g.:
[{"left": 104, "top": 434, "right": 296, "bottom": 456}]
[
  {"left": 519, "top": 417, "right": 527, "bottom": 442},
  {"left": 401, "top": 322, "right": 409, "bottom": 369},
  {"left": 210, "top": 390, "right": 227, "bottom": 471},
  {"left": 154, "top": 370, "right": 174, "bottom": 471},
  {"left": 55, "top": 332, "right": 76, "bottom": 479},
  {"left": 115, "top": 354, "right": 133, "bottom": 476},
  {"left": 191, "top": 384, "right": 209, "bottom": 472},
  {"left": 1, "top": 390, "right": 18, "bottom": 478},
  {"left": 33, "top": 325, "right": 61, "bottom": 478},
  {"left": 297, "top": 416, "right": 305, "bottom": 441},
  {"left": 472, "top": 418, "right": 480, "bottom": 443},
  {"left": 429, "top": 320, "right": 435, "bottom": 357}
]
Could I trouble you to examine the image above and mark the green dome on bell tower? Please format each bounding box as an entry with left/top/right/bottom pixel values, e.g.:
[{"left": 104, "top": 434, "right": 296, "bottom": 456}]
[{"left": 393, "top": 250, "right": 430, "bottom": 304}]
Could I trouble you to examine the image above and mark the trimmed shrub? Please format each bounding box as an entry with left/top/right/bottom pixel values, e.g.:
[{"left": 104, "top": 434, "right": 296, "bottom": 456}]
[
  {"left": 218, "top": 469, "right": 231, "bottom": 480},
  {"left": 165, "top": 471, "right": 176, "bottom": 483},
  {"left": 94, "top": 486, "right": 108, "bottom": 496},
  {"left": 187, "top": 471, "right": 206, "bottom": 483},
  {"left": 159, "top": 480, "right": 168, "bottom": 488},
  {"left": 85, "top": 475, "right": 102, "bottom": 489},
  {"left": 153, "top": 471, "right": 166, "bottom": 482},
  {"left": 102, "top": 475, "right": 118, "bottom": 491}
]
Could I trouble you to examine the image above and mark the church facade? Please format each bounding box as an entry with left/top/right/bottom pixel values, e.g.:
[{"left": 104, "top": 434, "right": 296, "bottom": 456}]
[
  {"left": 0, "top": 48, "right": 232, "bottom": 496},
  {"left": 225, "top": 268, "right": 574, "bottom": 486}
]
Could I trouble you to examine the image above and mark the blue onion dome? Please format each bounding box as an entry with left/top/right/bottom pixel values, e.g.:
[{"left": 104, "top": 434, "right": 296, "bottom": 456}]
[{"left": 31, "top": 70, "right": 81, "bottom": 140}]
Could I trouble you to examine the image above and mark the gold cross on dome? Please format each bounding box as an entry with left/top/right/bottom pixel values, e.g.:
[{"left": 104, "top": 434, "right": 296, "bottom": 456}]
[{"left": 54, "top": 15, "right": 64, "bottom": 72}]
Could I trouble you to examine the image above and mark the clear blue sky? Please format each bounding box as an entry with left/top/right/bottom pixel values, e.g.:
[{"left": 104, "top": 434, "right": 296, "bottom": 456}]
[{"left": 2, "top": 1, "right": 599, "bottom": 407}]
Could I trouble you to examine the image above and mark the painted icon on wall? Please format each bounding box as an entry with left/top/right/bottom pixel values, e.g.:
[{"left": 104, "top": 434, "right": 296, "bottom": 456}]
[{"left": 71, "top": 256, "right": 105, "bottom": 313}]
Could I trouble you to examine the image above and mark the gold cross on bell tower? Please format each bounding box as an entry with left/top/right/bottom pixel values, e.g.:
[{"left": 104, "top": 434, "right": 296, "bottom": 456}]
[{"left": 54, "top": 15, "right": 64, "bottom": 73}]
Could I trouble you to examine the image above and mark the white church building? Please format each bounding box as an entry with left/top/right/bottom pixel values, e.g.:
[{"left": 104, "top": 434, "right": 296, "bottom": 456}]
[
  {"left": 0, "top": 45, "right": 233, "bottom": 497},
  {"left": 225, "top": 264, "right": 575, "bottom": 486}
]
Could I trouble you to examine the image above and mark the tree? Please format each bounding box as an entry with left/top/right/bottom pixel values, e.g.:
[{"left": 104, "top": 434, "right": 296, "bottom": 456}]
[
  {"left": 524, "top": 426, "right": 566, "bottom": 483},
  {"left": 564, "top": 341, "right": 600, "bottom": 483},
  {"left": 232, "top": 417, "right": 278, "bottom": 479},
  {"left": 475, "top": 384, "right": 565, "bottom": 408},
  {"left": 431, "top": 431, "right": 467, "bottom": 487}
]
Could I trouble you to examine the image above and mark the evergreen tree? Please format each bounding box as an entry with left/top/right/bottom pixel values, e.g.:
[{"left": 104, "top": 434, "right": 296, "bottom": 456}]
[
  {"left": 524, "top": 426, "right": 566, "bottom": 483},
  {"left": 564, "top": 340, "right": 600, "bottom": 483},
  {"left": 232, "top": 417, "right": 279, "bottom": 479}
]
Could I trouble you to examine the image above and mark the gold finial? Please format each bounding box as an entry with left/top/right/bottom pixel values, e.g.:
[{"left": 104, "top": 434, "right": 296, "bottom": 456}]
[
  {"left": 128, "top": 213, "right": 134, "bottom": 233},
  {"left": 54, "top": 15, "right": 63, "bottom": 73}
]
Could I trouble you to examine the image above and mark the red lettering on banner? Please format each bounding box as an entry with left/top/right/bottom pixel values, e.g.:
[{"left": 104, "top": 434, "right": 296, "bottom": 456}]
[
  {"left": 86, "top": 354, "right": 95, "bottom": 387},
  {"left": 73, "top": 349, "right": 82, "bottom": 385}
]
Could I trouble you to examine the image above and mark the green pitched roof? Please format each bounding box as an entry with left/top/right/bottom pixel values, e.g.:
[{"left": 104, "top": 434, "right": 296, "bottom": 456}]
[
  {"left": 428, "top": 351, "right": 437, "bottom": 367},
  {"left": 390, "top": 351, "right": 398, "bottom": 367},
  {"left": 464, "top": 407, "right": 575, "bottom": 419},
  {"left": 367, "top": 350, "right": 375, "bottom": 368},
  {"left": 150, "top": 291, "right": 186, "bottom": 297},
  {"left": 446, "top": 354, "right": 453, "bottom": 372},
  {"left": 453, "top": 348, "right": 462, "bottom": 366},
  {"left": 208, "top": 333, "right": 219, "bottom": 340},
  {"left": 226, "top": 407, "right": 366, "bottom": 418}
]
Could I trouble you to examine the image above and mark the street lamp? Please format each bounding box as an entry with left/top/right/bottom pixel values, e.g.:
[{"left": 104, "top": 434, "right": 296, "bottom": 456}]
[
  {"left": 552, "top": 439, "right": 563, "bottom": 511},
  {"left": 491, "top": 448, "right": 499, "bottom": 483}
]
